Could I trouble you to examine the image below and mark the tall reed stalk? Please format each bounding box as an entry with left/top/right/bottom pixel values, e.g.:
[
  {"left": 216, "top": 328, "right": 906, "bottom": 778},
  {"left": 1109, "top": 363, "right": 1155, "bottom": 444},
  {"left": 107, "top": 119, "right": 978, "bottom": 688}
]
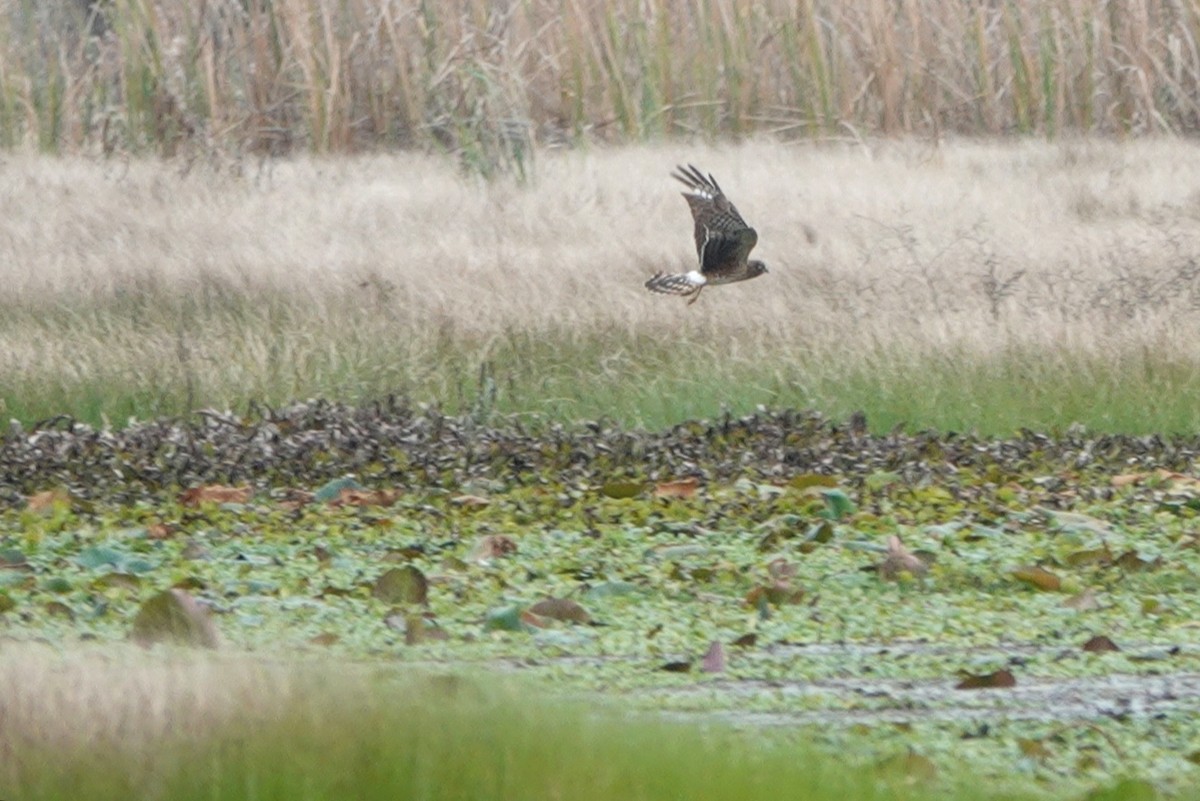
[{"left": 3, "top": 0, "right": 1200, "bottom": 166}]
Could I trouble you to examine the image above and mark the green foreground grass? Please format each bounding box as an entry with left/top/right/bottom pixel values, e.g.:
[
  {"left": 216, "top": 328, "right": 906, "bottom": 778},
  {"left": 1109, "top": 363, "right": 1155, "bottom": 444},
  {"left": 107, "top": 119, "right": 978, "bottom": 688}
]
[
  {"left": 6, "top": 300, "right": 1200, "bottom": 436},
  {"left": 4, "top": 649, "right": 1020, "bottom": 801},
  {"left": 2, "top": 649, "right": 1144, "bottom": 801}
]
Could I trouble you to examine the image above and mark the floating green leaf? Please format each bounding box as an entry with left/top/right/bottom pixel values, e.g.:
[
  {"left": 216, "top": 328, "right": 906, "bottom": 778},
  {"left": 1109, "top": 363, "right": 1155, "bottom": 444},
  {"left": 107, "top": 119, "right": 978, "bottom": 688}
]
[
  {"left": 790, "top": 474, "right": 838, "bottom": 491},
  {"left": 76, "top": 546, "right": 125, "bottom": 570},
  {"left": 819, "top": 489, "right": 856, "bottom": 520},
  {"left": 484, "top": 604, "right": 530, "bottom": 632},
  {"left": 314, "top": 476, "right": 365, "bottom": 503},
  {"left": 130, "top": 589, "right": 220, "bottom": 648},
  {"left": 372, "top": 566, "right": 428, "bottom": 606},
  {"left": 601, "top": 481, "right": 643, "bottom": 499}
]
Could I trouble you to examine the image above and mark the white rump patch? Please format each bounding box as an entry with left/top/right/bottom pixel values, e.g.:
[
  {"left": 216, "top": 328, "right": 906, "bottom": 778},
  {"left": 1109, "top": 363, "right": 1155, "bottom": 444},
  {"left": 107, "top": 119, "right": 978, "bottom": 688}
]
[{"left": 685, "top": 270, "right": 706, "bottom": 286}]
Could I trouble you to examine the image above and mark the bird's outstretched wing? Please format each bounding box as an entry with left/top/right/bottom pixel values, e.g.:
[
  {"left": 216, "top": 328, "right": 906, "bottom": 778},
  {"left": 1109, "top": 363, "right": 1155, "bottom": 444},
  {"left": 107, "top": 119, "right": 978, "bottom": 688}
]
[{"left": 671, "top": 164, "right": 759, "bottom": 276}]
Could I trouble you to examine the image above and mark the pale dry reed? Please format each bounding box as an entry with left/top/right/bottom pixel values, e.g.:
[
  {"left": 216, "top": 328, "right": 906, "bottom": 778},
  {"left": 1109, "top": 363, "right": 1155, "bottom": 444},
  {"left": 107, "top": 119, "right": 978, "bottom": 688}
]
[
  {"left": 3, "top": 138, "right": 1200, "bottom": 429},
  {"left": 0, "top": 642, "right": 303, "bottom": 790},
  {"left": 5, "top": 0, "right": 1200, "bottom": 158}
]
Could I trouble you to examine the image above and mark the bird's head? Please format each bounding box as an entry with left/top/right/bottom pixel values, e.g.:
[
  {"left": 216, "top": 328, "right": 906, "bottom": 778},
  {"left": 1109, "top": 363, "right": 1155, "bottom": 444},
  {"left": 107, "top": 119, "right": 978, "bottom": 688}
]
[{"left": 749, "top": 260, "right": 768, "bottom": 277}]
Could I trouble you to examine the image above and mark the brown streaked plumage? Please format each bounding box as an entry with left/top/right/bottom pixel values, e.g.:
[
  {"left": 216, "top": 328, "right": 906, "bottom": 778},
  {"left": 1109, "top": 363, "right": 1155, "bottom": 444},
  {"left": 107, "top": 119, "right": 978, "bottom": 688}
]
[{"left": 645, "top": 164, "right": 768, "bottom": 305}]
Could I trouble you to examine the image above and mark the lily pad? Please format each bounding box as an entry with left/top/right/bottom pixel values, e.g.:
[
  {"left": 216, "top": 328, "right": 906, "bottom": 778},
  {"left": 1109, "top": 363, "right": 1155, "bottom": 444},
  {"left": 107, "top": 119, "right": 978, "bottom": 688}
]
[
  {"left": 819, "top": 489, "right": 856, "bottom": 520},
  {"left": 601, "top": 481, "right": 643, "bottom": 499},
  {"left": 371, "top": 566, "right": 428, "bottom": 606},
  {"left": 76, "top": 546, "right": 125, "bottom": 570},
  {"left": 484, "top": 604, "right": 531, "bottom": 632},
  {"left": 130, "top": 589, "right": 220, "bottom": 648},
  {"left": 314, "top": 476, "right": 365, "bottom": 503}
]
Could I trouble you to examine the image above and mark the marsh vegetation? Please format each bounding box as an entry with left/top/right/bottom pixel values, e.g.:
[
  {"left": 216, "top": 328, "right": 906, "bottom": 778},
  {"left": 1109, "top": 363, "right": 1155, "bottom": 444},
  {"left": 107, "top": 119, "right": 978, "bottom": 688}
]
[{"left": 5, "top": 139, "right": 1200, "bottom": 432}]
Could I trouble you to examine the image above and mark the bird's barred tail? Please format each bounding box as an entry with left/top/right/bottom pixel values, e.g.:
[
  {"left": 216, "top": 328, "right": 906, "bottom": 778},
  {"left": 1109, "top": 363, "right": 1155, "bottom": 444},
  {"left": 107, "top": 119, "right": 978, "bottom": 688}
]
[{"left": 645, "top": 272, "right": 700, "bottom": 296}]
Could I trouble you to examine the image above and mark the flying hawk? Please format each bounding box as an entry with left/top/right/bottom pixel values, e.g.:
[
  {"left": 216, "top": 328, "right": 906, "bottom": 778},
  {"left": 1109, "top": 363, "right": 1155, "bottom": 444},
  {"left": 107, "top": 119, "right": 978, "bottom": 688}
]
[{"left": 645, "top": 164, "right": 768, "bottom": 304}]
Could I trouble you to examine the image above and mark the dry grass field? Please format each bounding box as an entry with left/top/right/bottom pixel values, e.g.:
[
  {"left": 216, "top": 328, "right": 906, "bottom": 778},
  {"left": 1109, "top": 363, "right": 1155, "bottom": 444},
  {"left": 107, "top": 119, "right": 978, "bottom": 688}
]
[
  {"left": 4, "top": 137, "right": 1200, "bottom": 431},
  {"left": 0, "top": 643, "right": 297, "bottom": 758}
]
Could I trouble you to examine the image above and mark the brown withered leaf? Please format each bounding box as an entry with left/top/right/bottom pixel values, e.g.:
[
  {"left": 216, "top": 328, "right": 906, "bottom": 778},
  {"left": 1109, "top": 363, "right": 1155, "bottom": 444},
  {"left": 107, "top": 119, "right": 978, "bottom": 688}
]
[
  {"left": 745, "top": 581, "right": 805, "bottom": 609},
  {"left": 1063, "top": 588, "right": 1101, "bottom": 611},
  {"left": 877, "top": 535, "right": 929, "bottom": 580},
  {"left": 330, "top": 488, "right": 401, "bottom": 508},
  {"left": 1011, "top": 565, "right": 1062, "bottom": 592},
  {"left": 145, "top": 523, "right": 177, "bottom": 541},
  {"left": 955, "top": 669, "right": 1017, "bottom": 690},
  {"left": 528, "top": 597, "right": 591, "bottom": 624},
  {"left": 469, "top": 534, "right": 518, "bottom": 563},
  {"left": 653, "top": 477, "right": 700, "bottom": 499},
  {"left": 520, "top": 609, "right": 550, "bottom": 629},
  {"left": 179, "top": 485, "right": 252, "bottom": 507},
  {"left": 130, "top": 589, "right": 220, "bottom": 649},
  {"left": 660, "top": 660, "right": 692, "bottom": 673},
  {"left": 747, "top": 588, "right": 771, "bottom": 620},
  {"left": 1082, "top": 635, "right": 1121, "bottom": 653},
  {"left": 767, "top": 558, "right": 797, "bottom": 581},
  {"left": 1110, "top": 473, "right": 1145, "bottom": 488},
  {"left": 26, "top": 488, "right": 71, "bottom": 512},
  {"left": 1155, "top": 468, "right": 1200, "bottom": 491},
  {"left": 731, "top": 632, "right": 758, "bottom": 648},
  {"left": 700, "top": 640, "right": 727, "bottom": 673}
]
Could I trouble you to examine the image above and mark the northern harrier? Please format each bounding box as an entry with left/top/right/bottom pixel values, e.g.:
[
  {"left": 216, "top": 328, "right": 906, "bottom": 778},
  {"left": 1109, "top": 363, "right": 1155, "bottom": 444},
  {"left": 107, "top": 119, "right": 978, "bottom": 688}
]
[{"left": 645, "top": 164, "right": 768, "bottom": 304}]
